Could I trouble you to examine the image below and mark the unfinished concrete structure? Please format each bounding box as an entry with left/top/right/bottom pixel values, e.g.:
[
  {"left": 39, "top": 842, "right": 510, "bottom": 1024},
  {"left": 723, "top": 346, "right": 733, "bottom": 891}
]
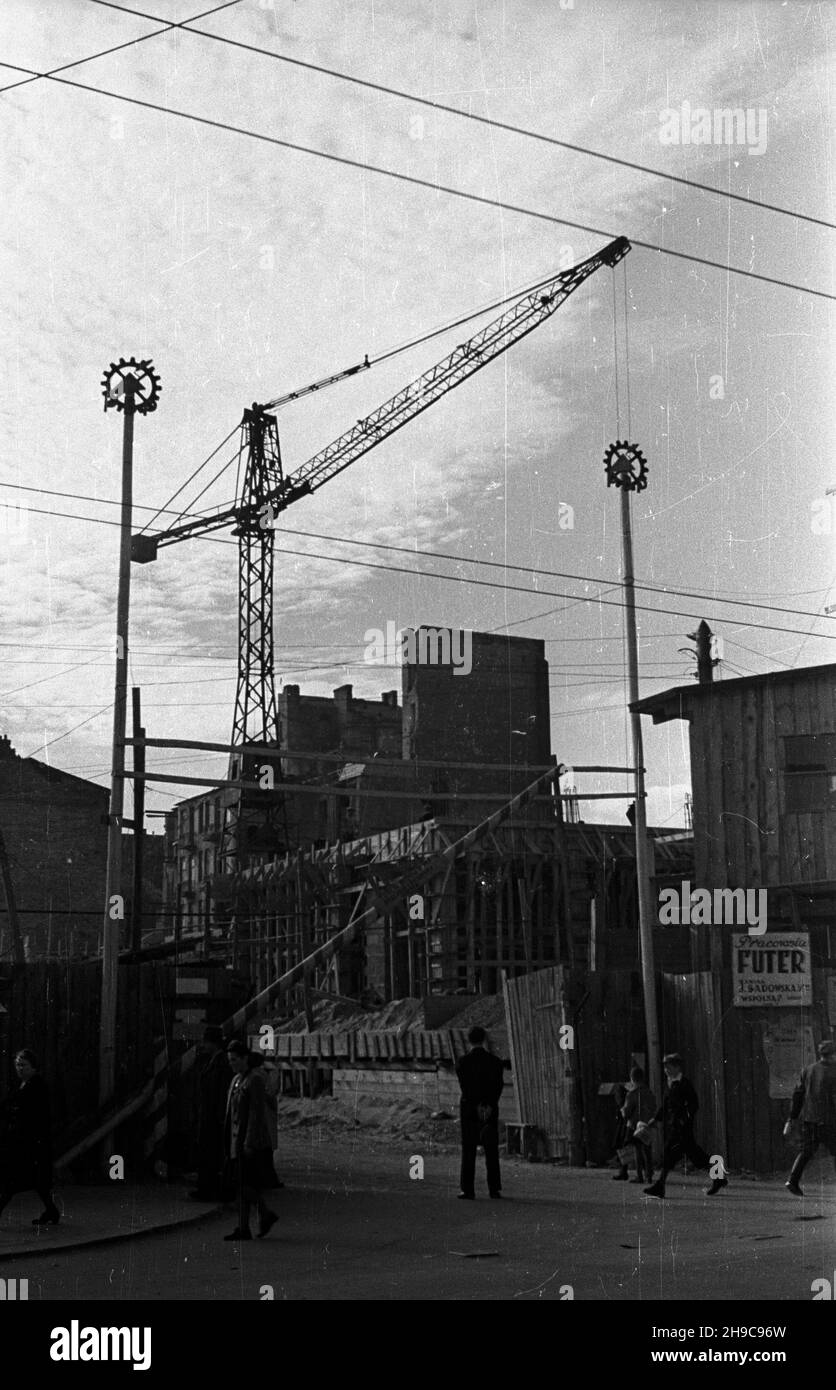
[
  {"left": 230, "top": 806, "right": 693, "bottom": 998},
  {"left": 162, "top": 630, "right": 554, "bottom": 941},
  {"left": 161, "top": 684, "right": 403, "bottom": 936}
]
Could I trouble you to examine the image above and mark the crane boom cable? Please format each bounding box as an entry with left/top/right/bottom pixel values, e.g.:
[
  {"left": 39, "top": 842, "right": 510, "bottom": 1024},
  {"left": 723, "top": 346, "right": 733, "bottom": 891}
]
[
  {"left": 275, "top": 241, "right": 629, "bottom": 498},
  {"left": 169, "top": 439, "right": 243, "bottom": 526},
  {"left": 139, "top": 422, "right": 240, "bottom": 534},
  {"left": 135, "top": 239, "right": 629, "bottom": 557}
]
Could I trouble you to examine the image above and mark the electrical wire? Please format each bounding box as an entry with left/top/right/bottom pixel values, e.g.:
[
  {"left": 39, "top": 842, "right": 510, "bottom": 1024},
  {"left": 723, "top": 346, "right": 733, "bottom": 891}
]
[
  {"left": 267, "top": 541, "right": 836, "bottom": 642},
  {"left": 4, "top": 62, "right": 833, "bottom": 303},
  {"left": 8, "top": 481, "right": 828, "bottom": 601},
  {"left": 1, "top": 479, "right": 229, "bottom": 529},
  {"left": 0, "top": 0, "right": 242, "bottom": 96},
  {"left": 0, "top": 654, "right": 103, "bottom": 699},
  {"left": 3, "top": 481, "right": 832, "bottom": 625},
  {"left": 724, "top": 636, "right": 797, "bottom": 669},
  {"left": 5, "top": 497, "right": 835, "bottom": 643},
  {"left": 21, "top": 703, "right": 113, "bottom": 758},
  {"left": 85, "top": 0, "right": 836, "bottom": 232},
  {"left": 264, "top": 530, "right": 832, "bottom": 621}
]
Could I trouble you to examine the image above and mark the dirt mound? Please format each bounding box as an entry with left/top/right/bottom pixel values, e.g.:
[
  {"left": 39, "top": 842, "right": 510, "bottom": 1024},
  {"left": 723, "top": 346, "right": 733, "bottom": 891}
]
[
  {"left": 442, "top": 994, "right": 506, "bottom": 1033},
  {"left": 272, "top": 996, "right": 426, "bottom": 1035},
  {"left": 276, "top": 1095, "right": 459, "bottom": 1150}
]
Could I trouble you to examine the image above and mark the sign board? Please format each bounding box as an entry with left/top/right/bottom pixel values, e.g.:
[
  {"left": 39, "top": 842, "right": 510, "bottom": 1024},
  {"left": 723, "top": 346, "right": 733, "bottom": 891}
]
[
  {"left": 732, "top": 933, "right": 811, "bottom": 1008},
  {"left": 176, "top": 976, "right": 208, "bottom": 995},
  {"left": 762, "top": 1022, "right": 815, "bottom": 1098}
]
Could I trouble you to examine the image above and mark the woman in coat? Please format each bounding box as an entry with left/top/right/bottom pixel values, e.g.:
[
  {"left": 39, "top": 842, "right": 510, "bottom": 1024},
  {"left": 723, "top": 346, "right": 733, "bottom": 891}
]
[
  {"left": 620, "top": 1065, "right": 658, "bottom": 1183},
  {"left": 0, "top": 1048, "right": 60, "bottom": 1225},
  {"left": 223, "top": 1041, "right": 278, "bottom": 1241}
]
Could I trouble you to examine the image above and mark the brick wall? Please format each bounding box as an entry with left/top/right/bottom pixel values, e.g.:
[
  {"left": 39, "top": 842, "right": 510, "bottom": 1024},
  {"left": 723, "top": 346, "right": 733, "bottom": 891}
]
[
  {"left": 0, "top": 734, "right": 109, "bottom": 959},
  {"left": 401, "top": 630, "right": 551, "bottom": 802}
]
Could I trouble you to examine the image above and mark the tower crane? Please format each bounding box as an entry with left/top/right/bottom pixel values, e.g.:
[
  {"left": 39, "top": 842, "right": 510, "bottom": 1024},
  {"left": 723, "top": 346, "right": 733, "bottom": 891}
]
[{"left": 132, "top": 236, "right": 630, "bottom": 868}]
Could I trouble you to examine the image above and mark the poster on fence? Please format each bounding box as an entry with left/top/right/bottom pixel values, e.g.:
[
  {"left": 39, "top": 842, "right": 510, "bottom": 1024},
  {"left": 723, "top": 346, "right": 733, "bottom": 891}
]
[
  {"left": 762, "top": 1022, "right": 816, "bottom": 1098},
  {"left": 732, "top": 933, "right": 812, "bottom": 1008}
]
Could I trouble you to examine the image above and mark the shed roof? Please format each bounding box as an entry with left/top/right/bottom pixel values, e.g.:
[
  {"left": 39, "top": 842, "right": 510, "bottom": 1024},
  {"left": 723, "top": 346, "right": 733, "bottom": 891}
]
[{"left": 631, "top": 662, "right": 836, "bottom": 725}]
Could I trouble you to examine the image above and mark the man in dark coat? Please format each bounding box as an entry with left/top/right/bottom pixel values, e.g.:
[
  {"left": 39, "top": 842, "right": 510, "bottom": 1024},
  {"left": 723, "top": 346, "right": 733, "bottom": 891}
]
[
  {"left": 784, "top": 1040, "right": 836, "bottom": 1197},
  {"left": 0, "top": 1048, "right": 60, "bottom": 1225},
  {"left": 644, "top": 1052, "right": 727, "bottom": 1199},
  {"left": 190, "top": 1027, "right": 232, "bottom": 1201},
  {"left": 456, "top": 1026, "right": 505, "bottom": 1200}
]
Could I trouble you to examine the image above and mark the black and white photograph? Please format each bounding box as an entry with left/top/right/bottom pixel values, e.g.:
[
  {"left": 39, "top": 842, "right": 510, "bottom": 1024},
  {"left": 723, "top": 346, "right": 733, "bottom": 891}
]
[{"left": 0, "top": 0, "right": 834, "bottom": 1359}]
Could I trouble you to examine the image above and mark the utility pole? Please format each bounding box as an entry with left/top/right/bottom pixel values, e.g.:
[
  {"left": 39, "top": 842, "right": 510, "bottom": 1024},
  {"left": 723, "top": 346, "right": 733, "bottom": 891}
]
[
  {"left": 604, "top": 441, "right": 661, "bottom": 1101},
  {"left": 683, "top": 619, "right": 717, "bottom": 685},
  {"left": 99, "top": 359, "right": 160, "bottom": 1113},
  {"left": 131, "top": 686, "right": 146, "bottom": 958}
]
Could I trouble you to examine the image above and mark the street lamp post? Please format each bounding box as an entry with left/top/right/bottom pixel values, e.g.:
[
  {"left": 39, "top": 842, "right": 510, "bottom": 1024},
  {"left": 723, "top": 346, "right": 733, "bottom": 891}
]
[
  {"left": 99, "top": 359, "right": 161, "bottom": 1117},
  {"left": 604, "top": 441, "right": 661, "bottom": 1100}
]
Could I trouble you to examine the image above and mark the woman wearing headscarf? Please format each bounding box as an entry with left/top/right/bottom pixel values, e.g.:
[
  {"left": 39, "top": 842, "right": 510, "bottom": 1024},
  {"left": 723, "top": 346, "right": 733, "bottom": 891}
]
[
  {"left": 223, "top": 1041, "right": 278, "bottom": 1241},
  {"left": 0, "top": 1048, "right": 60, "bottom": 1226}
]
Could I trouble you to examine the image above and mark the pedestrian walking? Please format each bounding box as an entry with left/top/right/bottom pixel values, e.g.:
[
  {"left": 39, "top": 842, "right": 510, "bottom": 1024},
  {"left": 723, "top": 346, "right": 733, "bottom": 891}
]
[
  {"left": 643, "top": 1052, "right": 727, "bottom": 1199},
  {"left": 0, "top": 1048, "right": 60, "bottom": 1226},
  {"left": 613, "top": 1065, "right": 658, "bottom": 1183},
  {"left": 190, "top": 1026, "right": 232, "bottom": 1202},
  {"left": 784, "top": 1040, "right": 836, "bottom": 1197},
  {"left": 223, "top": 1041, "right": 279, "bottom": 1241},
  {"left": 610, "top": 1080, "right": 630, "bottom": 1179},
  {"left": 456, "top": 1026, "right": 504, "bottom": 1200}
]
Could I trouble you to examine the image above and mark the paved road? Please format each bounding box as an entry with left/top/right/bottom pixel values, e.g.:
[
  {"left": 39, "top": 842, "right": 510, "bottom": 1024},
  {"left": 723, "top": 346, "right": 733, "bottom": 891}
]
[{"left": 4, "top": 1139, "right": 833, "bottom": 1301}]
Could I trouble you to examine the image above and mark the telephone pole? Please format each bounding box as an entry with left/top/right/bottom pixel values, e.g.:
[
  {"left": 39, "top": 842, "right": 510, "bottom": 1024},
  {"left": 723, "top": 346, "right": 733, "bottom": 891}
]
[
  {"left": 99, "top": 359, "right": 160, "bottom": 1112},
  {"left": 604, "top": 441, "right": 661, "bottom": 1100}
]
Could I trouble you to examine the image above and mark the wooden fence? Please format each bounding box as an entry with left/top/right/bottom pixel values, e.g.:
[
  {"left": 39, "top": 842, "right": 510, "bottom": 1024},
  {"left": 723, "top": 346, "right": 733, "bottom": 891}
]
[
  {"left": 0, "top": 961, "right": 184, "bottom": 1168},
  {"left": 502, "top": 966, "right": 582, "bottom": 1160}
]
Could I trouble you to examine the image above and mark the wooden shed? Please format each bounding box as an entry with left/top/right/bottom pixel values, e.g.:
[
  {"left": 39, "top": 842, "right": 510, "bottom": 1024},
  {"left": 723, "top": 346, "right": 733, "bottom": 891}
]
[{"left": 634, "top": 662, "right": 836, "bottom": 1172}]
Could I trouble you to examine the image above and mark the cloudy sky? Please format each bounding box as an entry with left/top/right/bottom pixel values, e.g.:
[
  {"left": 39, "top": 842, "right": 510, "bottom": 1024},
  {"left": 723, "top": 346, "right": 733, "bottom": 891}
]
[{"left": 1, "top": 0, "right": 834, "bottom": 829}]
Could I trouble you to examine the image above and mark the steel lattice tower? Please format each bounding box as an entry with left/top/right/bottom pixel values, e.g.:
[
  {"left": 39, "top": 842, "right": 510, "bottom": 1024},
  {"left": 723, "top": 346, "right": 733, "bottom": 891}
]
[{"left": 221, "top": 407, "right": 285, "bottom": 868}]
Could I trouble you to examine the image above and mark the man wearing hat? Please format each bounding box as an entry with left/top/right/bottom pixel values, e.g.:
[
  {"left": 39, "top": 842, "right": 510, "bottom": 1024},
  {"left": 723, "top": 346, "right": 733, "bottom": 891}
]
[
  {"left": 784, "top": 1039, "right": 836, "bottom": 1197},
  {"left": 191, "top": 1026, "right": 232, "bottom": 1202},
  {"left": 456, "top": 1026, "right": 505, "bottom": 1200}
]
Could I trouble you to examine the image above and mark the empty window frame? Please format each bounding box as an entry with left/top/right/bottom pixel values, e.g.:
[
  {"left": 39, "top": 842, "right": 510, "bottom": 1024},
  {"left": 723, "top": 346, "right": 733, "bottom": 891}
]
[{"left": 783, "top": 733, "right": 836, "bottom": 812}]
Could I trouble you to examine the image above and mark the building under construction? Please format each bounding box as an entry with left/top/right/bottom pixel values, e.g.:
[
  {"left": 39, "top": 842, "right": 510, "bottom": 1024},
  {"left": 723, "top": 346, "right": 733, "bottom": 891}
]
[{"left": 159, "top": 628, "right": 692, "bottom": 1006}]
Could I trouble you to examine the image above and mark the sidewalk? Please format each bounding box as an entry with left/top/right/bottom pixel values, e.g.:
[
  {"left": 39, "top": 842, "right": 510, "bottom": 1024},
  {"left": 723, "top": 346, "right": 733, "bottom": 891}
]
[{"left": 0, "top": 1182, "right": 221, "bottom": 1260}]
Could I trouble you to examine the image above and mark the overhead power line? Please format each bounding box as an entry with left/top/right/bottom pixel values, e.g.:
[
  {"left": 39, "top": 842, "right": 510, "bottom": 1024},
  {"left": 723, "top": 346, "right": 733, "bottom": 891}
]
[
  {"left": 0, "top": 0, "right": 242, "bottom": 96},
  {"left": 269, "top": 526, "right": 832, "bottom": 624},
  {"left": 268, "top": 542, "right": 836, "bottom": 642},
  {"left": 21, "top": 704, "right": 113, "bottom": 759},
  {"left": 86, "top": 0, "right": 834, "bottom": 232},
  {"left": 3, "top": 64, "right": 833, "bottom": 303},
  {"left": 6, "top": 498, "right": 836, "bottom": 644},
  {"left": 7, "top": 482, "right": 827, "bottom": 602},
  {"left": 4, "top": 481, "right": 833, "bottom": 626}
]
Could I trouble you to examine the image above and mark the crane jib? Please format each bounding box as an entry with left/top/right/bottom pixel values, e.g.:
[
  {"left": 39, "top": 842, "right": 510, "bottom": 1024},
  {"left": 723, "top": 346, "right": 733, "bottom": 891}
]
[{"left": 132, "top": 235, "right": 630, "bottom": 565}]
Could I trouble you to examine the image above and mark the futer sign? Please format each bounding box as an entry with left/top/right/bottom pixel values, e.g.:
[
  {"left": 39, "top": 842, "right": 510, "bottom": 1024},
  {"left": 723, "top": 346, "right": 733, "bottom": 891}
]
[{"left": 732, "top": 933, "right": 812, "bottom": 1008}]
